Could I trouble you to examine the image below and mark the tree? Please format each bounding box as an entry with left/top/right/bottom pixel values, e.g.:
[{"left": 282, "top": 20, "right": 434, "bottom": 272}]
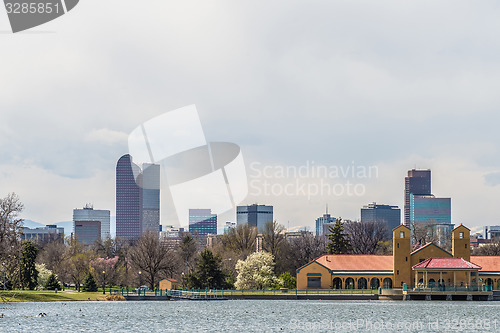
[
  {"left": 82, "top": 272, "right": 98, "bottom": 292},
  {"left": 221, "top": 224, "right": 257, "bottom": 259},
  {"left": 235, "top": 251, "right": 278, "bottom": 290},
  {"left": 45, "top": 273, "right": 61, "bottom": 290},
  {"left": 277, "top": 231, "right": 326, "bottom": 275},
  {"left": 326, "top": 219, "right": 350, "bottom": 254},
  {"left": 0, "top": 193, "right": 24, "bottom": 288},
  {"left": 186, "top": 249, "right": 227, "bottom": 289},
  {"left": 278, "top": 272, "right": 296, "bottom": 289},
  {"left": 36, "top": 263, "right": 52, "bottom": 289},
  {"left": 128, "top": 231, "right": 177, "bottom": 289},
  {"left": 344, "top": 221, "right": 388, "bottom": 254},
  {"left": 67, "top": 251, "right": 93, "bottom": 292},
  {"left": 177, "top": 234, "right": 198, "bottom": 274},
  {"left": 473, "top": 242, "right": 500, "bottom": 256},
  {"left": 90, "top": 256, "right": 121, "bottom": 289},
  {"left": 262, "top": 221, "right": 285, "bottom": 259},
  {"left": 20, "top": 241, "right": 39, "bottom": 290}
]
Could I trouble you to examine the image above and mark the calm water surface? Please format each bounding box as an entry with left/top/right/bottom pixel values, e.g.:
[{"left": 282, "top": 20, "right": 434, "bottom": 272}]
[{"left": 0, "top": 300, "right": 498, "bottom": 332}]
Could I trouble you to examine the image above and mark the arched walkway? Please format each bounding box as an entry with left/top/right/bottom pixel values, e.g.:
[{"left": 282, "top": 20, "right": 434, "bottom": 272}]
[
  {"left": 370, "top": 278, "right": 380, "bottom": 289},
  {"left": 382, "top": 278, "right": 392, "bottom": 289},
  {"left": 429, "top": 279, "right": 436, "bottom": 288},
  {"left": 358, "top": 277, "right": 367, "bottom": 289},
  {"left": 332, "top": 277, "right": 342, "bottom": 289},
  {"left": 345, "top": 277, "right": 355, "bottom": 289},
  {"left": 486, "top": 278, "right": 493, "bottom": 286}
]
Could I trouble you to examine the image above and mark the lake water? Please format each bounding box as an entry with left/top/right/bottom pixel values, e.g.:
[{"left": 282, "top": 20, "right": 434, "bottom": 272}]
[{"left": 0, "top": 300, "right": 498, "bottom": 332}]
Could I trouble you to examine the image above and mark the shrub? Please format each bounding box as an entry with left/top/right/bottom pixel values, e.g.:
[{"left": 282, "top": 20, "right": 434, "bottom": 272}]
[{"left": 45, "top": 273, "right": 61, "bottom": 290}]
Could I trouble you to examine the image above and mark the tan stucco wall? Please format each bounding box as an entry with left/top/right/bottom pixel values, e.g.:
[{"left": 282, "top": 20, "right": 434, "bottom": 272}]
[{"left": 296, "top": 262, "right": 331, "bottom": 289}]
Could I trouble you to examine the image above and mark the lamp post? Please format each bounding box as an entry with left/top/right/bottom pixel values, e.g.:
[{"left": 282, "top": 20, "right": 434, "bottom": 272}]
[
  {"left": 181, "top": 272, "right": 185, "bottom": 289},
  {"left": 102, "top": 270, "right": 106, "bottom": 295},
  {"left": 138, "top": 271, "right": 142, "bottom": 292}
]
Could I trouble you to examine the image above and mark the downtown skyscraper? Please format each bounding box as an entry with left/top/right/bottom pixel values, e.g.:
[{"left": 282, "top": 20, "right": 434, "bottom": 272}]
[
  {"left": 404, "top": 169, "right": 431, "bottom": 227},
  {"left": 116, "top": 154, "right": 160, "bottom": 241}
]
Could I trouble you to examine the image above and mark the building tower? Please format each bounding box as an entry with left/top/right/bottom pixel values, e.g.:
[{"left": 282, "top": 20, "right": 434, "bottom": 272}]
[
  {"left": 404, "top": 169, "right": 431, "bottom": 227},
  {"left": 73, "top": 204, "right": 110, "bottom": 244},
  {"left": 236, "top": 204, "right": 273, "bottom": 232},
  {"left": 189, "top": 209, "right": 217, "bottom": 236},
  {"left": 116, "top": 154, "right": 143, "bottom": 241},
  {"left": 393, "top": 224, "right": 412, "bottom": 288},
  {"left": 116, "top": 154, "right": 160, "bottom": 241},
  {"left": 360, "top": 203, "right": 401, "bottom": 239},
  {"left": 452, "top": 224, "right": 470, "bottom": 261}
]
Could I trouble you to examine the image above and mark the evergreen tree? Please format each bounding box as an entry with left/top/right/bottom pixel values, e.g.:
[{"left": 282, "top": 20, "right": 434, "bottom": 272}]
[
  {"left": 82, "top": 272, "right": 98, "bottom": 292},
  {"left": 45, "top": 273, "right": 61, "bottom": 290},
  {"left": 20, "top": 241, "right": 39, "bottom": 290},
  {"left": 326, "top": 218, "right": 350, "bottom": 254},
  {"left": 186, "top": 249, "right": 227, "bottom": 289}
]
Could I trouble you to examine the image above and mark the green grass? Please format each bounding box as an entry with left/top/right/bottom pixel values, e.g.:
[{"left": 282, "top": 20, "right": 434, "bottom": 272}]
[{"left": 0, "top": 290, "right": 107, "bottom": 302}]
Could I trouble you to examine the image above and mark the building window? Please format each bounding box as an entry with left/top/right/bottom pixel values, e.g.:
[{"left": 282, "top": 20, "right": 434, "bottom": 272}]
[
  {"left": 400, "top": 231, "right": 405, "bottom": 238},
  {"left": 397, "top": 270, "right": 399, "bottom": 275},
  {"left": 465, "top": 243, "right": 468, "bottom": 249},
  {"left": 405, "top": 257, "right": 408, "bottom": 262},
  {"left": 307, "top": 277, "right": 321, "bottom": 288},
  {"left": 459, "top": 232, "right": 464, "bottom": 239},
  {"left": 397, "top": 243, "right": 399, "bottom": 248}
]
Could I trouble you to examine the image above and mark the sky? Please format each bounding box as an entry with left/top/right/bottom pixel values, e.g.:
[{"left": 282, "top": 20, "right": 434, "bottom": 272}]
[{"left": 1, "top": 0, "right": 500, "bottom": 233}]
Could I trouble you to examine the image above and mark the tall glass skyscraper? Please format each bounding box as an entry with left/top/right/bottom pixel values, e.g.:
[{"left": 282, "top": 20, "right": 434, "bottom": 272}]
[
  {"left": 189, "top": 209, "right": 217, "bottom": 236},
  {"left": 236, "top": 204, "right": 273, "bottom": 232},
  {"left": 116, "top": 154, "right": 160, "bottom": 241},
  {"left": 404, "top": 169, "right": 431, "bottom": 227}
]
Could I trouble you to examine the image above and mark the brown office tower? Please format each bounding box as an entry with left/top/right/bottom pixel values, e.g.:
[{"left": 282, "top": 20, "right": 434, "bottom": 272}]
[{"left": 404, "top": 169, "right": 431, "bottom": 227}]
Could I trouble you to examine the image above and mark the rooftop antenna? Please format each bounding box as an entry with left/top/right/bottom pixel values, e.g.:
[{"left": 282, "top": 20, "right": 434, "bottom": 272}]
[{"left": 326, "top": 203, "right": 328, "bottom": 215}]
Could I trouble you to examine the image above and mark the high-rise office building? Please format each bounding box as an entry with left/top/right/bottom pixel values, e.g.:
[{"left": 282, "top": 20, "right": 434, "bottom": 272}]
[
  {"left": 224, "top": 221, "right": 237, "bottom": 234},
  {"left": 404, "top": 169, "right": 431, "bottom": 227},
  {"left": 315, "top": 210, "right": 336, "bottom": 237},
  {"left": 410, "top": 195, "right": 451, "bottom": 225},
  {"left": 361, "top": 202, "right": 401, "bottom": 238},
  {"left": 236, "top": 204, "right": 273, "bottom": 232},
  {"left": 138, "top": 163, "right": 160, "bottom": 233},
  {"left": 189, "top": 209, "right": 217, "bottom": 236},
  {"left": 74, "top": 220, "right": 101, "bottom": 245},
  {"left": 410, "top": 194, "right": 452, "bottom": 246},
  {"left": 73, "top": 204, "right": 110, "bottom": 240},
  {"left": 116, "top": 154, "right": 160, "bottom": 241}
]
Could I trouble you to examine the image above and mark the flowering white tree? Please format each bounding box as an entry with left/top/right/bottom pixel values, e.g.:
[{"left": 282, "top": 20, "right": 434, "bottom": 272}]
[
  {"left": 36, "top": 263, "right": 53, "bottom": 289},
  {"left": 235, "top": 251, "right": 279, "bottom": 290}
]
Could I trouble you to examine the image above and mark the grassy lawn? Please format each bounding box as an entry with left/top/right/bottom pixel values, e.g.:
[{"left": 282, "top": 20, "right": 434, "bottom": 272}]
[{"left": 0, "top": 290, "right": 107, "bottom": 302}]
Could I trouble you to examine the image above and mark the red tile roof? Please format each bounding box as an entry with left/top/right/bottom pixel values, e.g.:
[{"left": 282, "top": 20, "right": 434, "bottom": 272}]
[
  {"left": 471, "top": 256, "right": 500, "bottom": 272},
  {"left": 315, "top": 254, "right": 393, "bottom": 272},
  {"left": 412, "top": 258, "right": 481, "bottom": 270}
]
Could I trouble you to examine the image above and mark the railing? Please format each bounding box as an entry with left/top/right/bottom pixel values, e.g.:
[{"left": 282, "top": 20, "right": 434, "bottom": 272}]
[{"left": 411, "top": 285, "right": 491, "bottom": 292}]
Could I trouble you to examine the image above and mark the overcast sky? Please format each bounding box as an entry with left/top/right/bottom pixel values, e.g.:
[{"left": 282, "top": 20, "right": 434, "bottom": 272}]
[{"left": 1, "top": 1, "right": 500, "bottom": 233}]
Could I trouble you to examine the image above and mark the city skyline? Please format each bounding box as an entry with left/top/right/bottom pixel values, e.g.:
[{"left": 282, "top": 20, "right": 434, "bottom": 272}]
[{"left": 2, "top": 2, "right": 500, "bottom": 232}]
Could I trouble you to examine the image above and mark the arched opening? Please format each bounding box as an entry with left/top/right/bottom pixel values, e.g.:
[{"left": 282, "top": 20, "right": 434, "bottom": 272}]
[
  {"left": 429, "top": 279, "right": 436, "bottom": 288},
  {"left": 486, "top": 278, "right": 493, "bottom": 286},
  {"left": 345, "top": 278, "right": 355, "bottom": 289},
  {"left": 383, "top": 278, "right": 392, "bottom": 289},
  {"left": 332, "top": 277, "right": 342, "bottom": 289},
  {"left": 370, "top": 278, "right": 380, "bottom": 289},
  {"left": 358, "top": 277, "right": 367, "bottom": 289}
]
